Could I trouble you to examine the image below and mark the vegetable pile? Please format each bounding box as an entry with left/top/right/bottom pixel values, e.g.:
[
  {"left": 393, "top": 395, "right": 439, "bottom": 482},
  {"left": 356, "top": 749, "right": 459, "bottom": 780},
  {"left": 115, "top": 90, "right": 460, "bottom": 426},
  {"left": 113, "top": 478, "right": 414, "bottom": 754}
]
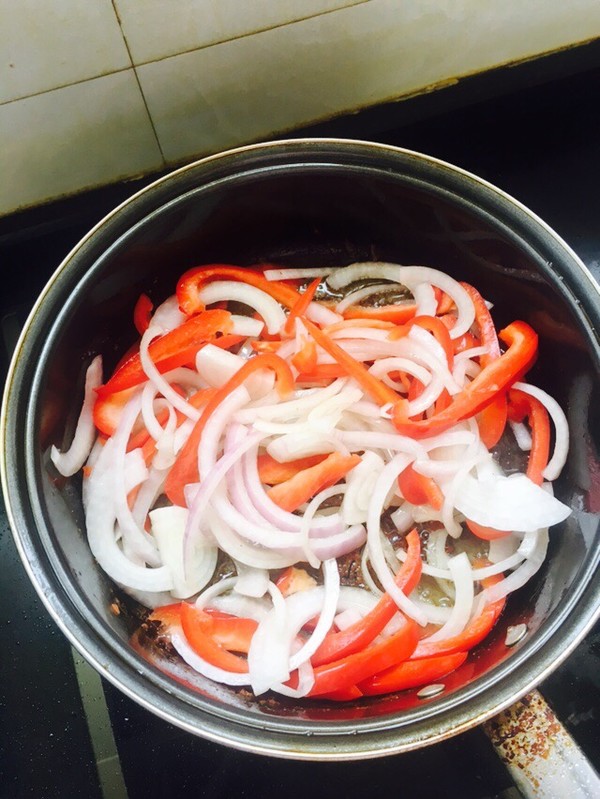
[{"left": 51, "top": 262, "right": 571, "bottom": 700}]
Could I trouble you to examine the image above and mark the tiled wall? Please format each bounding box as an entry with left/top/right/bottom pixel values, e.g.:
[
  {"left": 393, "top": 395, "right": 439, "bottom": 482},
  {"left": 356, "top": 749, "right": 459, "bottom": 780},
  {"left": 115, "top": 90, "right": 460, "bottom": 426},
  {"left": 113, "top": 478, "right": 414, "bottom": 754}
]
[{"left": 2, "top": 0, "right": 600, "bottom": 217}]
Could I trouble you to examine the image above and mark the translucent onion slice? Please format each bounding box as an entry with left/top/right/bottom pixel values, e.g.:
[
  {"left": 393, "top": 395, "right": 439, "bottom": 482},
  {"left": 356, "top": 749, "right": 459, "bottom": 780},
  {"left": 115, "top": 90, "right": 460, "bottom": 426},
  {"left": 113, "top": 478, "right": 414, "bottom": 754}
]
[
  {"left": 150, "top": 506, "right": 217, "bottom": 599},
  {"left": 366, "top": 453, "right": 428, "bottom": 625},
  {"left": 172, "top": 632, "right": 250, "bottom": 687},
  {"left": 84, "top": 438, "right": 174, "bottom": 592},
  {"left": 327, "top": 263, "right": 475, "bottom": 338},
  {"left": 424, "top": 552, "right": 474, "bottom": 642},
  {"left": 513, "top": 381, "right": 570, "bottom": 480},
  {"left": 51, "top": 355, "right": 103, "bottom": 477},
  {"left": 196, "top": 344, "right": 273, "bottom": 398},
  {"left": 140, "top": 326, "right": 201, "bottom": 421},
  {"left": 198, "top": 281, "right": 286, "bottom": 334},
  {"left": 481, "top": 529, "right": 549, "bottom": 604},
  {"left": 453, "top": 472, "right": 571, "bottom": 532}
]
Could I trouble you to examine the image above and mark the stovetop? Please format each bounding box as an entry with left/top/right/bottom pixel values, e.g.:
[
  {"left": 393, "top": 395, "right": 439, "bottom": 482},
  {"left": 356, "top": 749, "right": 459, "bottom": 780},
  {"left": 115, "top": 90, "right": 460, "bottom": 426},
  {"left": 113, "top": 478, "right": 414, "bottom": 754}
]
[{"left": 2, "top": 51, "right": 600, "bottom": 799}]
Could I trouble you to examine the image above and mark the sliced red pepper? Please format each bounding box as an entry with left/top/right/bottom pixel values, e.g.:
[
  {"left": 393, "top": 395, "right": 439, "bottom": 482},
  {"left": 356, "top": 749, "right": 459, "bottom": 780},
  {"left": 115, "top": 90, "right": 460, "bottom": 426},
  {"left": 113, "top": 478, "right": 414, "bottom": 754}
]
[
  {"left": 149, "top": 602, "right": 183, "bottom": 628},
  {"left": 412, "top": 595, "right": 505, "bottom": 659},
  {"left": 180, "top": 602, "right": 254, "bottom": 673},
  {"left": 460, "top": 282, "right": 508, "bottom": 449},
  {"left": 302, "top": 317, "right": 400, "bottom": 407},
  {"left": 275, "top": 566, "right": 317, "bottom": 597},
  {"left": 323, "top": 318, "right": 396, "bottom": 334},
  {"left": 176, "top": 264, "right": 301, "bottom": 314},
  {"left": 308, "top": 616, "right": 419, "bottom": 696},
  {"left": 291, "top": 338, "right": 318, "bottom": 373},
  {"left": 133, "top": 293, "right": 153, "bottom": 335},
  {"left": 316, "top": 685, "right": 364, "bottom": 701},
  {"left": 296, "top": 364, "right": 349, "bottom": 382},
  {"left": 284, "top": 277, "right": 321, "bottom": 336},
  {"left": 267, "top": 452, "right": 361, "bottom": 512},
  {"left": 93, "top": 385, "right": 139, "bottom": 437},
  {"left": 165, "top": 353, "right": 294, "bottom": 506},
  {"left": 392, "top": 320, "right": 538, "bottom": 439},
  {"left": 257, "top": 452, "right": 328, "bottom": 485},
  {"left": 397, "top": 464, "right": 444, "bottom": 511},
  {"left": 508, "top": 387, "right": 550, "bottom": 485},
  {"left": 97, "top": 309, "right": 233, "bottom": 397},
  {"left": 359, "top": 651, "right": 468, "bottom": 696},
  {"left": 311, "top": 528, "right": 422, "bottom": 667},
  {"left": 465, "top": 519, "right": 511, "bottom": 540},
  {"left": 342, "top": 303, "right": 417, "bottom": 325}
]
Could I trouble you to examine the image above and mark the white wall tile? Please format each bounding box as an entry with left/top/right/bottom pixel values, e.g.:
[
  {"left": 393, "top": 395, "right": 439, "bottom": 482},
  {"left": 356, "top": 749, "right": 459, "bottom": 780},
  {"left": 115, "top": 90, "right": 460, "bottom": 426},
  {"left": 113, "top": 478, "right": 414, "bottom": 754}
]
[
  {"left": 0, "top": 0, "right": 131, "bottom": 104},
  {"left": 113, "top": 0, "right": 367, "bottom": 64},
  {"left": 0, "top": 71, "right": 164, "bottom": 215},
  {"left": 137, "top": 0, "right": 600, "bottom": 165}
]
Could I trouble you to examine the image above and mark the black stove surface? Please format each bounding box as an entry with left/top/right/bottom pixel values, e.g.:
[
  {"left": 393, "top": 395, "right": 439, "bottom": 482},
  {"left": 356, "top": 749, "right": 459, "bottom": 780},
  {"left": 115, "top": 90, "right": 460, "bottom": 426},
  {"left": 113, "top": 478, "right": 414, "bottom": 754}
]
[{"left": 2, "top": 49, "right": 600, "bottom": 799}]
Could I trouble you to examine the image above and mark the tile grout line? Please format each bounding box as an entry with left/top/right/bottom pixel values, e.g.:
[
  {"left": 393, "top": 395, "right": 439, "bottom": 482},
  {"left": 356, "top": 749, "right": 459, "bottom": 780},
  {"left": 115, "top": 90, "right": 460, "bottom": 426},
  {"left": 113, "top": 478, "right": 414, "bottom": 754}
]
[
  {"left": 110, "top": 0, "right": 167, "bottom": 165},
  {"left": 71, "top": 647, "right": 129, "bottom": 799},
  {"left": 0, "top": 0, "right": 371, "bottom": 109}
]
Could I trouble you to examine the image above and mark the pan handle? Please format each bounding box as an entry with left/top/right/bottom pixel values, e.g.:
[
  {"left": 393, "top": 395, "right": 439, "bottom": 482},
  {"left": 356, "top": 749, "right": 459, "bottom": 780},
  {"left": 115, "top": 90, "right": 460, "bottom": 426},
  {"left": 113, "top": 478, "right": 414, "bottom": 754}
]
[{"left": 483, "top": 689, "right": 600, "bottom": 798}]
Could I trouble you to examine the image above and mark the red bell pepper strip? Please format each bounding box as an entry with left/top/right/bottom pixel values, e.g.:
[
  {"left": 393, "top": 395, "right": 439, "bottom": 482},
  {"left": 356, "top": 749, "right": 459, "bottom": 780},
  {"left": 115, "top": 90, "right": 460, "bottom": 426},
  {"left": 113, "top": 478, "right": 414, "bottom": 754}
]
[
  {"left": 267, "top": 452, "right": 361, "bottom": 512},
  {"left": 465, "top": 519, "right": 511, "bottom": 540},
  {"left": 316, "top": 685, "right": 364, "bottom": 701},
  {"left": 291, "top": 338, "right": 317, "bottom": 373},
  {"left": 391, "top": 320, "right": 538, "bottom": 439},
  {"left": 342, "top": 303, "right": 417, "bottom": 325},
  {"left": 133, "top": 293, "right": 153, "bottom": 335},
  {"left": 165, "top": 353, "right": 294, "bottom": 506},
  {"left": 397, "top": 464, "right": 444, "bottom": 511},
  {"left": 412, "top": 592, "right": 505, "bottom": 659},
  {"left": 97, "top": 309, "right": 233, "bottom": 397},
  {"left": 508, "top": 387, "right": 550, "bottom": 485},
  {"left": 307, "top": 616, "right": 420, "bottom": 696},
  {"left": 284, "top": 277, "right": 321, "bottom": 336},
  {"left": 460, "top": 282, "right": 508, "bottom": 449},
  {"left": 257, "top": 452, "right": 328, "bottom": 485},
  {"left": 358, "top": 651, "right": 468, "bottom": 696},
  {"left": 149, "top": 602, "right": 183, "bottom": 628},
  {"left": 176, "top": 264, "right": 301, "bottom": 314},
  {"left": 93, "top": 385, "right": 139, "bottom": 437},
  {"left": 180, "top": 602, "right": 254, "bottom": 672},
  {"left": 311, "top": 528, "right": 422, "bottom": 667},
  {"left": 302, "top": 317, "right": 400, "bottom": 407},
  {"left": 323, "top": 318, "right": 396, "bottom": 334}
]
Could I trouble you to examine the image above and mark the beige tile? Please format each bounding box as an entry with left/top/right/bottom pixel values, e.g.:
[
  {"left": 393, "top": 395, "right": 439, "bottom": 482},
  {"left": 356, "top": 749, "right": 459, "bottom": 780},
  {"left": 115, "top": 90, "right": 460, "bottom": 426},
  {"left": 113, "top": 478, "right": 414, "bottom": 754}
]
[
  {"left": 137, "top": 0, "right": 600, "bottom": 165},
  {"left": 113, "top": 0, "right": 368, "bottom": 64},
  {"left": 0, "top": 0, "right": 131, "bottom": 104},
  {"left": 0, "top": 71, "right": 164, "bottom": 216}
]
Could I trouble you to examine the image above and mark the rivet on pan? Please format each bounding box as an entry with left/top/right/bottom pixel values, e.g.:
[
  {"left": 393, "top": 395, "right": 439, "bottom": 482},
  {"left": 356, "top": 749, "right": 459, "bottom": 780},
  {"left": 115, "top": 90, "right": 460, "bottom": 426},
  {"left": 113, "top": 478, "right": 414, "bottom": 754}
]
[
  {"left": 505, "top": 623, "right": 528, "bottom": 647},
  {"left": 417, "top": 683, "right": 445, "bottom": 699}
]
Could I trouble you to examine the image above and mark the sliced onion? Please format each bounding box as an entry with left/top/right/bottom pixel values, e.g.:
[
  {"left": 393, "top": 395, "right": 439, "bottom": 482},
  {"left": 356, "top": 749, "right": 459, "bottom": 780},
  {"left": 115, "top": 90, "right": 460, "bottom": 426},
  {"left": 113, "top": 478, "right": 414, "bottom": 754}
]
[
  {"left": 151, "top": 295, "right": 186, "bottom": 332},
  {"left": 172, "top": 632, "right": 250, "bottom": 686},
  {"left": 289, "top": 559, "right": 340, "bottom": 669},
  {"left": 513, "top": 381, "right": 570, "bottom": 480},
  {"left": 366, "top": 453, "right": 428, "bottom": 624},
  {"left": 198, "top": 281, "right": 286, "bottom": 334},
  {"left": 510, "top": 420, "right": 533, "bottom": 452},
  {"left": 453, "top": 472, "right": 571, "bottom": 532},
  {"left": 51, "top": 355, "right": 103, "bottom": 476},
  {"left": 196, "top": 344, "right": 273, "bottom": 398},
  {"left": 335, "top": 283, "right": 394, "bottom": 313},
  {"left": 425, "top": 552, "right": 474, "bottom": 642},
  {"left": 84, "top": 438, "right": 174, "bottom": 592},
  {"left": 264, "top": 267, "right": 335, "bottom": 281},
  {"left": 140, "top": 326, "right": 201, "bottom": 421},
  {"left": 481, "top": 529, "right": 549, "bottom": 604},
  {"left": 233, "top": 561, "right": 270, "bottom": 598},
  {"left": 327, "top": 263, "right": 475, "bottom": 338},
  {"left": 150, "top": 506, "right": 217, "bottom": 599}
]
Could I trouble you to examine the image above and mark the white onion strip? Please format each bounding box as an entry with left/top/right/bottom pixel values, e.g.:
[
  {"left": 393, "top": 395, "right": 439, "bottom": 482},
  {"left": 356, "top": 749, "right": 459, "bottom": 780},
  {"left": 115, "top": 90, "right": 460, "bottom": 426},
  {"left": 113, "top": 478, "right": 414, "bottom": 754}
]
[
  {"left": 513, "top": 381, "right": 569, "bottom": 480},
  {"left": 51, "top": 355, "right": 103, "bottom": 476}
]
